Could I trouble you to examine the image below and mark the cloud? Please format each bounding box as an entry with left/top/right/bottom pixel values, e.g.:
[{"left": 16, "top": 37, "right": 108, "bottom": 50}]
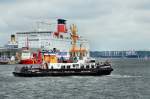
[{"left": 0, "top": 0, "right": 150, "bottom": 50}]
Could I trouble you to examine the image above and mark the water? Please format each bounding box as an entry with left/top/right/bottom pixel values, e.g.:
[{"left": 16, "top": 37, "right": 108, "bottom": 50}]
[{"left": 0, "top": 59, "right": 150, "bottom": 99}]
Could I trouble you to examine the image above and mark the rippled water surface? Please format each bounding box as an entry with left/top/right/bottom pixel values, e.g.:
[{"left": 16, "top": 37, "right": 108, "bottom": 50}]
[{"left": 0, "top": 59, "right": 150, "bottom": 99}]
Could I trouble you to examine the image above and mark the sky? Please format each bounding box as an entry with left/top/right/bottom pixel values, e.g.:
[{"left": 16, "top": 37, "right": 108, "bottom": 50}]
[{"left": 0, "top": 0, "right": 150, "bottom": 51}]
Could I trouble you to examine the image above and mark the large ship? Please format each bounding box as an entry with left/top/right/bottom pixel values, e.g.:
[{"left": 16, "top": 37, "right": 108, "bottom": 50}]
[
  {"left": 17, "top": 19, "right": 89, "bottom": 64},
  {"left": 13, "top": 19, "right": 113, "bottom": 77}
]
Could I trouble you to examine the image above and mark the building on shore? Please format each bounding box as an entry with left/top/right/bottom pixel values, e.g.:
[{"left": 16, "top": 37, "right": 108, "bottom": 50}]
[{"left": 90, "top": 51, "right": 150, "bottom": 58}]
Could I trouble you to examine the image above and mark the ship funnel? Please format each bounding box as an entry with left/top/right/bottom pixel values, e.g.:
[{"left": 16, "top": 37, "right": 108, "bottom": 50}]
[
  {"left": 57, "top": 19, "right": 67, "bottom": 33},
  {"left": 11, "top": 34, "right": 16, "bottom": 43}
]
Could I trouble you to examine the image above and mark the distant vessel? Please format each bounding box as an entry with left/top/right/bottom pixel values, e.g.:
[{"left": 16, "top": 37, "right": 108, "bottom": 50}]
[
  {"left": 13, "top": 19, "right": 113, "bottom": 77},
  {"left": 0, "top": 56, "right": 9, "bottom": 64}
]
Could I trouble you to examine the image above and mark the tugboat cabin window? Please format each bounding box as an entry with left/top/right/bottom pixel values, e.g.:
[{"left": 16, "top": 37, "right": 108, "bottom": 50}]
[
  {"left": 61, "top": 65, "right": 65, "bottom": 69},
  {"left": 73, "top": 64, "right": 76, "bottom": 67},
  {"left": 76, "top": 64, "right": 79, "bottom": 66},
  {"left": 67, "top": 65, "right": 70, "bottom": 69},
  {"left": 90, "top": 60, "right": 95, "bottom": 63},
  {"left": 96, "top": 66, "right": 100, "bottom": 69},
  {"left": 91, "top": 65, "right": 94, "bottom": 68},
  {"left": 86, "top": 65, "right": 89, "bottom": 69},
  {"left": 81, "top": 65, "right": 84, "bottom": 69},
  {"left": 73, "top": 64, "right": 79, "bottom": 68}
]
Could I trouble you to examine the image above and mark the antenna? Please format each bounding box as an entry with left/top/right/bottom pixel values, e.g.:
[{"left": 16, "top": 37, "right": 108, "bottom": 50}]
[{"left": 33, "top": 19, "right": 56, "bottom": 31}]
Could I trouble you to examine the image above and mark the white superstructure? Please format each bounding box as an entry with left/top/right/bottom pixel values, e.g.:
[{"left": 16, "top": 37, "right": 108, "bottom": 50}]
[{"left": 17, "top": 31, "right": 88, "bottom": 50}]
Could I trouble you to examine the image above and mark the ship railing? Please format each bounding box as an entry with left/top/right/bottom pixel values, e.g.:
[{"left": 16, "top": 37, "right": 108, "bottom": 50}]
[{"left": 14, "top": 64, "right": 41, "bottom": 73}]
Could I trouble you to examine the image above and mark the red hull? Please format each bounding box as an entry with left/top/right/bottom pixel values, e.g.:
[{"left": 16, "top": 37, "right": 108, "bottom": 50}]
[
  {"left": 20, "top": 59, "right": 40, "bottom": 64},
  {"left": 20, "top": 50, "right": 42, "bottom": 64}
]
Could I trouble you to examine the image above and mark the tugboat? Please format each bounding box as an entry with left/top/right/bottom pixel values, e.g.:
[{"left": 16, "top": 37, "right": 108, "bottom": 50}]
[
  {"left": 0, "top": 56, "right": 9, "bottom": 64},
  {"left": 13, "top": 59, "right": 113, "bottom": 77},
  {"left": 13, "top": 19, "right": 113, "bottom": 77}
]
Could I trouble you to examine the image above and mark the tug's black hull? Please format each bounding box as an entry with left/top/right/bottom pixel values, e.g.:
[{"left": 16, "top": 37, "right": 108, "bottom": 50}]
[{"left": 13, "top": 68, "right": 113, "bottom": 77}]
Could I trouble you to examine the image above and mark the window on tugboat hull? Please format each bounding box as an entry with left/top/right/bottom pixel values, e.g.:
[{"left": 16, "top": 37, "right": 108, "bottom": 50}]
[
  {"left": 67, "top": 65, "right": 70, "bottom": 69},
  {"left": 90, "top": 60, "right": 95, "bottom": 63},
  {"left": 91, "top": 65, "right": 95, "bottom": 68},
  {"left": 86, "top": 65, "right": 89, "bottom": 69},
  {"left": 73, "top": 64, "right": 79, "bottom": 67},
  {"left": 81, "top": 65, "right": 84, "bottom": 69},
  {"left": 61, "top": 65, "right": 65, "bottom": 69}
]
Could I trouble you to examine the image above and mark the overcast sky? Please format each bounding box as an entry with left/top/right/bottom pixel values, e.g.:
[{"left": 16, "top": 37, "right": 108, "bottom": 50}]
[{"left": 0, "top": 0, "right": 150, "bottom": 51}]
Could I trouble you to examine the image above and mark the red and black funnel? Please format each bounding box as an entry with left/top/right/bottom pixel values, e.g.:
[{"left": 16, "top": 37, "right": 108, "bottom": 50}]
[{"left": 57, "top": 19, "right": 67, "bottom": 33}]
